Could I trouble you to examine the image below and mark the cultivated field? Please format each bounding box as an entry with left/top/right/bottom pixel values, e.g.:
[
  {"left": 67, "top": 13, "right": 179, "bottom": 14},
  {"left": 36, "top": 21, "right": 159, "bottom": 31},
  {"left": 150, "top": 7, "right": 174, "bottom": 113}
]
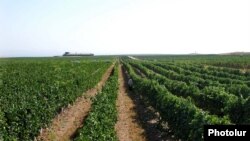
[{"left": 0, "top": 55, "right": 249, "bottom": 141}]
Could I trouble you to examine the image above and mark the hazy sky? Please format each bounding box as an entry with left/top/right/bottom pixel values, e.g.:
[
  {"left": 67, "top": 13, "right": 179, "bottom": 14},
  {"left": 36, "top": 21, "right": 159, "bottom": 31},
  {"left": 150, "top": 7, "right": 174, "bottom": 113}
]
[{"left": 0, "top": 0, "right": 249, "bottom": 57}]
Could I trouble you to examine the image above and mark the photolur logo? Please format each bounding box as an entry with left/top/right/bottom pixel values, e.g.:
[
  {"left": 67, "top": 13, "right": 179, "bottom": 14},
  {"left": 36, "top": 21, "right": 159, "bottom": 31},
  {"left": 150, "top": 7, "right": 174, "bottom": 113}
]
[
  {"left": 204, "top": 125, "right": 250, "bottom": 141},
  {"left": 208, "top": 129, "right": 247, "bottom": 137}
]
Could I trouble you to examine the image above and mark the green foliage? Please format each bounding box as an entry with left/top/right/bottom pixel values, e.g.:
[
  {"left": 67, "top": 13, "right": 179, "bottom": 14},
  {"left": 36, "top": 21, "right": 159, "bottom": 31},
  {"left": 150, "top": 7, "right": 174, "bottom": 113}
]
[
  {"left": 129, "top": 61, "right": 246, "bottom": 123},
  {"left": 133, "top": 54, "right": 250, "bottom": 69},
  {"left": 123, "top": 62, "right": 231, "bottom": 141},
  {"left": 74, "top": 65, "right": 118, "bottom": 141},
  {"left": 0, "top": 109, "right": 6, "bottom": 140},
  {"left": 242, "top": 98, "right": 250, "bottom": 123},
  {"left": 200, "top": 86, "right": 243, "bottom": 122},
  {"left": 0, "top": 59, "right": 112, "bottom": 140},
  {"left": 143, "top": 62, "right": 250, "bottom": 98},
  {"left": 1, "top": 55, "right": 248, "bottom": 140}
]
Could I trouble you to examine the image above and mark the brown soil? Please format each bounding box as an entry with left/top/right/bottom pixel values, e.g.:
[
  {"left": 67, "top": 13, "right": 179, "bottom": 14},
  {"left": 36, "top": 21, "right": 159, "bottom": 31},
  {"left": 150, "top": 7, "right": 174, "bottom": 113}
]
[
  {"left": 119, "top": 64, "right": 176, "bottom": 141},
  {"left": 115, "top": 64, "right": 146, "bottom": 141},
  {"left": 130, "top": 94, "right": 176, "bottom": 141},
  {"left": 36, "top": 64, "right": 114, "bottom": 141}
]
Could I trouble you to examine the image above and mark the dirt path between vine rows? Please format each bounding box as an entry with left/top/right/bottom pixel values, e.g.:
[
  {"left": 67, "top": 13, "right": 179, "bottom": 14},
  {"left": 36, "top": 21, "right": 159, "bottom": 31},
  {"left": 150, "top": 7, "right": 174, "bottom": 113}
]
[
  {"left": 116, "top": 64, "right": 176, "bottom": 141},
  {"left": 37, "top": 64, "right": 114, "bottom": 141},
  {"left": 115, "top": 64, "right": 146, "bottom": 141}
]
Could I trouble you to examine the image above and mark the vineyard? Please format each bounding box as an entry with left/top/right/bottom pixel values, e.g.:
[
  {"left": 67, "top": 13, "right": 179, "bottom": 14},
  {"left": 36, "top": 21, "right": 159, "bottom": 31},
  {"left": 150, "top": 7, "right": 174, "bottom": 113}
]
[
  {"left": 0, "top": 58, "right": 113, "bottom": 140},
  {"left": 74, "top": 65, "right": 119, "bottom": 141},
  {"left": 0, "top": 55, "right": 250, "bottom": 141},
  {"left": 121, "top": 55, "right": 250, "bottom": 140}
]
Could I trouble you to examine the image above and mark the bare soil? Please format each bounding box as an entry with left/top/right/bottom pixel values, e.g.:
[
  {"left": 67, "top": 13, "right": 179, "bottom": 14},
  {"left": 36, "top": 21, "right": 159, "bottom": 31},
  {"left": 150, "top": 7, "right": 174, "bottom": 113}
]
[
  {"left": 118, "top": 64, "right": 176, "bottom": 141},
  {"left": 115, "top": 64, "right": 146, "bottom": 141},
  {"left": 37, "top": 64, "right": 114, "bottom": 141},
  {"left": 130, "top": 94, "right": 176, "bottom": 141}
]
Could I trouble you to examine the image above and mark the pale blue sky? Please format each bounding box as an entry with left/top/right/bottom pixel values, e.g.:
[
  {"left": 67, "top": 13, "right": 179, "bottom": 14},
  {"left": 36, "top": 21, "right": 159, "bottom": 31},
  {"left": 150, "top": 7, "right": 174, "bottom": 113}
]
[{"left": 0, "top": 0, "right": 249, "bottom": 57}]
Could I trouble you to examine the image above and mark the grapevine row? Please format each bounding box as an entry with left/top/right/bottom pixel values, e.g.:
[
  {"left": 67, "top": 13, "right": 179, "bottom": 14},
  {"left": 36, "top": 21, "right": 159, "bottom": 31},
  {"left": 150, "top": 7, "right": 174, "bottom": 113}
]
[
  {"left": 175, "top": 63, "right": 250, "bottom": 84},
  {"left": 74, "top": 65, "right": 118, "bottom": 141},
  {"left": 123, "top": 61, "right": 230, "bottom": 141},
  {"left": 142, "top": 62, "right": 250, "bottom": 98},
  {"left": 129, "top": 61, "right": 247, "bottom": 123},
  {"left": 0, "top": 59, "right": 112, "bottom": 140}
]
